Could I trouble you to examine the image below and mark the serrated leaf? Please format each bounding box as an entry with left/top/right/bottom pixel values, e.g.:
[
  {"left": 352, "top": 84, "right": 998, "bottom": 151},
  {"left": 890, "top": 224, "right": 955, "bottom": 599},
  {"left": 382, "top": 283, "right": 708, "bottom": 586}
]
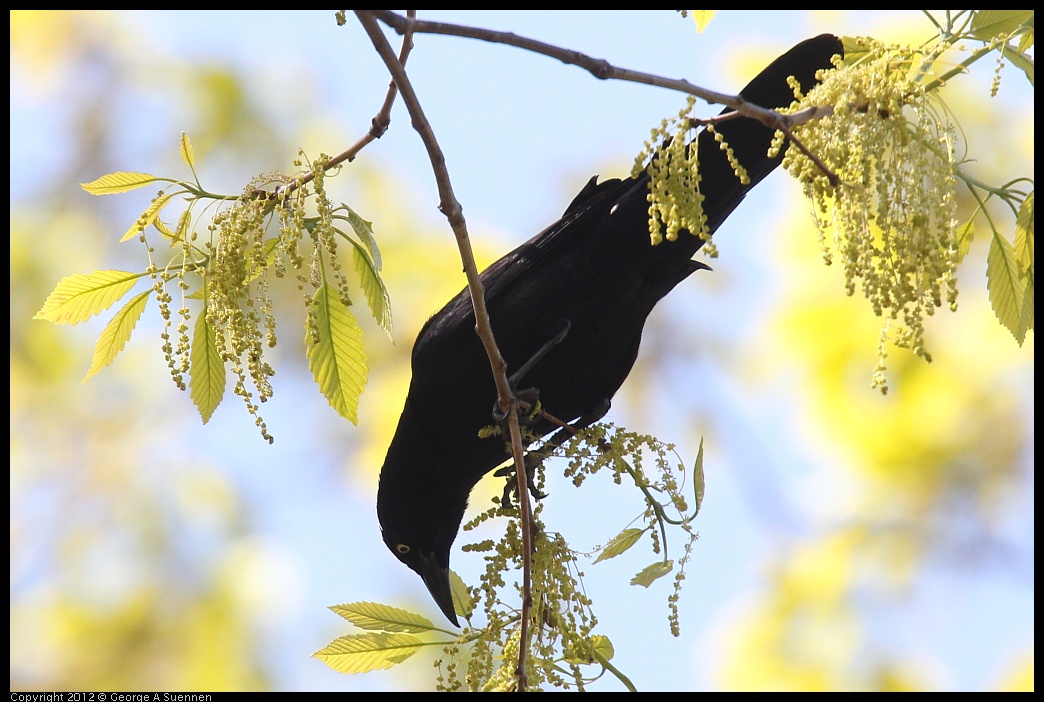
[
  {"left": 83, "top": 290, "right": 151, "bottom": 382},
  {"left": 352, "top": 245, "right": 393, "bottom": 339},
  {"left": 81, "top": 171, "right": 164, "bottom": 195},
  {"left": 190, "top": 309, "right": 225, "bottom": 423},
  {"left": 345, "top": 206, "right": 381, "bottom": 270},
  {"left": 122, "top": 191, "right": 177, "bottom": 242},
  {"left": 593, "top": 528, "right": 645, "bottom": 564},
  {"left": 329, "top": 602, "right": 436, "bottom": 633},
  {"left": 1006, "top": 49, "right": 1034, "bottom": 87},
  {"left": 693, "top": 436, "right": 705, "bottom": 516},
  {"left": 34, "top": 270, "right": 142, "bottom": 325},
  {"left": 175, "top": 208, "right": 193, "bottom": 245},
  {"left": 971, "top": 10, "right": 1033, "bottom": 42},
  {"left": 313, "top": 632, "right": 423, "bottom": 674},
  {"left": 306, "top": 283, "right": 368, "bottom": 423},
  {"left": 630, "top": 560, "right": 674, "bottom": 588},
  {"left": 987, "top": 234, "right": 1033, "bottom": 344},
  {"left": 955, "top": 218, "right": 976, "bottom": 262},
  {"left": 689, "top": 10, "right": 715, "bottom": 34},
  {"left": 179, "top": 132, "right": 195, "bottom": 170},
  {"left": 153, "top": 217, "right": 176, "bottom": 240},
  {"left": 1017, "top": 27, "right": 1034, "bottom": 54},
  {"left": 449, "top": 568, "right": 474, "bottom": 620},
  {"left": 1014, "top": 191, "right": 1034, "bottom": 275}
]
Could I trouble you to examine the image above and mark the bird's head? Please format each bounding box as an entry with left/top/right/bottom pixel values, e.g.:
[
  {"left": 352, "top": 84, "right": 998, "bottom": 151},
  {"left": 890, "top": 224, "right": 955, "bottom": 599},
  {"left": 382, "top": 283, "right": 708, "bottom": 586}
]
[
  {"left": 379, "top": 515, "right": 460, "bottom": 627},
  {"left": 376, "top": 405, "right": 473, "bottom": 627}
]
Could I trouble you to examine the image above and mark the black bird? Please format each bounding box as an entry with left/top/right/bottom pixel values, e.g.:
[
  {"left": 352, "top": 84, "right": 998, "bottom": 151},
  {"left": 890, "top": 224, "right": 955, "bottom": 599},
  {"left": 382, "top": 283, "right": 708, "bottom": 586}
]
[{"left": 377, "top": 35, "right": 843, "bottom": 626}]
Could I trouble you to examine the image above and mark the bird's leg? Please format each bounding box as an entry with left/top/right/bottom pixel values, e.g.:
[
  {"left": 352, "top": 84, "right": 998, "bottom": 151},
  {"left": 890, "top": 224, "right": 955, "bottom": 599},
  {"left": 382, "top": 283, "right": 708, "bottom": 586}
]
[
  {"left": 508, "top": 319, "right": 571, "bottom": 391},
  {"left": 497, "top": 398, "right": 611, "bottom": 509},
  {"left": 492, "top": 318, "right": 572, "bottom": 427}
]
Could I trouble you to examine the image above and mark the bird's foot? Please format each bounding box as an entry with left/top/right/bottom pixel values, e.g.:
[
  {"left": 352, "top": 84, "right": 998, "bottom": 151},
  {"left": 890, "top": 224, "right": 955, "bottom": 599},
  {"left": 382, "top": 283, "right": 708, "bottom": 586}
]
[
  {"left": 496, "top": 451, "right": 549, "bottom": 509},
  {"left": 491, "top": 386, "right": 542, "bottom": 428}
]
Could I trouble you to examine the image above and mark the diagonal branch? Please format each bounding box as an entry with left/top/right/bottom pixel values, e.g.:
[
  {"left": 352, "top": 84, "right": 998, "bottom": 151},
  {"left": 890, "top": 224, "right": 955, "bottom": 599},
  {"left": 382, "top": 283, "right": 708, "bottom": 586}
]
[
  {"left": 369, "top": 9, "right": 830, "bottom": 133},
  {"left": 354, "top": 11, "right": 537, "bottom": 691}
]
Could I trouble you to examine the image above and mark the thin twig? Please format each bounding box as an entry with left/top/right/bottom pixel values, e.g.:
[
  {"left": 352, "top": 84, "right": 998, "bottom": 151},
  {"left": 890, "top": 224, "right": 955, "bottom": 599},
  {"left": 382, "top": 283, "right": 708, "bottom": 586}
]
[
  {"left": 369, "top": 10, "right": 830, "bottom": 134},
  {"left": 354, "top": 11, "right": 535, "bottom": 691},
  {"left": 252, "top": 11, "right": 418, "bottom": 201}
]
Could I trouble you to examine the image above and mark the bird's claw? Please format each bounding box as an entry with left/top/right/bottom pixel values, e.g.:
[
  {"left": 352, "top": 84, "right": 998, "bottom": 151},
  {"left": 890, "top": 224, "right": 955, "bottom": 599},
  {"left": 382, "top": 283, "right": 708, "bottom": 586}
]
[{"left": 496, "top": 452, "right": 549, "bottom": 509}]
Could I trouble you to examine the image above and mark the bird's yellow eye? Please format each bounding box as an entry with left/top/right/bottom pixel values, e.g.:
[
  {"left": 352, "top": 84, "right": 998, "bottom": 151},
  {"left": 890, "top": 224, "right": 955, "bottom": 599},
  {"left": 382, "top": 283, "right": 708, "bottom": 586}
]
[{"left": 396, "top": 544, "right": 410, "bottom": 555}]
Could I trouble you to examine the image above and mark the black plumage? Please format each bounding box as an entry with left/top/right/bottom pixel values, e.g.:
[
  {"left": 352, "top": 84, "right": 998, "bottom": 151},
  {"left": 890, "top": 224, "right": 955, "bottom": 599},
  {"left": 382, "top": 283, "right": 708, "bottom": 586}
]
[{"left": 377, "top": 35, "right": 843, "bottom": 625}]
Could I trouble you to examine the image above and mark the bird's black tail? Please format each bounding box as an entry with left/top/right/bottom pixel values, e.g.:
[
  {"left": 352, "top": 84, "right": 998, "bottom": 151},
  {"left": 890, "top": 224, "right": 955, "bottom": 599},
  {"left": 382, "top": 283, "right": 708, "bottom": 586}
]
[{"left": 688, "top": 33, "right": 843, "bottom": 234}]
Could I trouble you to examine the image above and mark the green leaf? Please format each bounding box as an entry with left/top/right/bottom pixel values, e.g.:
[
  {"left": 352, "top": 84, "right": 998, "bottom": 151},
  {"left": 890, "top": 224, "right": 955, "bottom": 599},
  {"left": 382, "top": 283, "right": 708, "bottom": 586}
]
[
  {"left": 179, "top": 132, "right": 195, "bottom": 170},
  {"left": 81, "top": 171, "right": 165, "bottom": 195},
  {"left": 692, "top": 436, "right": 705, "bottom": 516},
  {"left": 1014, "top": 191, "right": 1034, "bottom": 275},
  {"left": 986, "top": 233, "right": 1033, "bottom": 344},
  {"left": 1006, "top": 49, "right": 1034, "bottom": 87},
  {"left": 593, "top": 528, "right": 645, "bottom": 564},
  {"left": 955, "top": 218, "right": 976, "bottom": 263},
  {"left": 352, "top": 244, "right": 393, "bottom": 339},
  {"left": 971, "top": 10, "right": 1034, "bottom": 42},
  {"left": 313, "top": 632, "right": 424, "bottom": 674},
  {"left": 689, "top": 10, "right": 715, "bottom": 34},
  {"left": 190, "top": 309, "right": 225, "bottom": 423},
  {"left": 34, "top": 270, "right": 142, "bottom": 325},
  {"left": 1017, "top": 26, "right": 1034, "bottom": 54},
  {"left": 344, "top": 206, "right": 382, "bottom": 271},
  {"left": 449, "top": 568, "right": 474, "bottom": 620},
  {"left": 591, "top": 634, "right": 615, "bottom": 662},
  {"left": 83, "top": 290, "right": 151, "bottom": 382},
  {"left": 306, "top": 283, "right": 368, "bottom": 423},
  {"left": 565, "top": 634, "right": 615, "bottom": 665},
  {"left": 631, "top": 560, "right": 674, "bottom": 588},
  {"left": 122, "top": 191, "right": 177, "bottom": 242},
  {"left": 329, "top": 603, "right": 436, "bottom": 633},
  {"left": 840, "top": 36, "right": 878, "bottom": 68}
]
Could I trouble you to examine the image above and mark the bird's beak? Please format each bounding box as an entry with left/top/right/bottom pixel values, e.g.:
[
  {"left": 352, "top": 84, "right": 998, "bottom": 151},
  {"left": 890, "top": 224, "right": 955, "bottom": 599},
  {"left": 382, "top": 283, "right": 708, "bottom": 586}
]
[{"left": 419, "top": 551, "right": 459, "bottom": 627}]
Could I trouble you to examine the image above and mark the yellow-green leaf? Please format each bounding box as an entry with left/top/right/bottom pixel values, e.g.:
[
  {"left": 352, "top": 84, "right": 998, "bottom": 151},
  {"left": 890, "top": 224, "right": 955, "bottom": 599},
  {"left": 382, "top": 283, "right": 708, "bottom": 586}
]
[
  {"left": 122, "top": 191, "right": 177, "bottom": 242},
  {"left": 630, "top": 560, "right": 674, "bottom": 588},
  {"left": 83, "top": 290, "right": 151, "bottom": 382},
  {"left": 593, "top": 528, "right": 645, "bottom": 564},
  {"left": 591, "top": 634, "right": 615, "bottom": 662},
  {"left": 1014, "top": 191, "right": 1034, "bottom": 275},
  {"left": 987, "top": 233, "right": 1033, "bottom": 344},
  {"left": 971, "top": 10, "right": 1033, "bottom": 42},
  {"left": 344, "top": 206, "right": 381, "bottom": 270},
  {"left": 175, "top": 208, "right": 192, "bottom": 246},
  {"left": 81, "top": 171, "right": 164, "bottom": 195},
  {"left": 34, "top": 270, "right": 142, "bottom": 325},
  {"left": 693, "top": 436, "right": 705, "bottom": 516},
  {"left": 449, "top": 568, "right": 474, "bottom": 620},
  {"left": 190, "top": 309, "right": 225, "bottom": 423},
  {"left": 329, "top": 602, "right": 436, "bottom": 633},
  {"left": 306, "top": 283, "right": 367, "bottom": 423},
  {"left": 313, "top": 632, "right": 423, "bottom": 674},
  {"left": 955, "top": 218, "right": 976, "bottom": 263},
  {"left": 352, "top": 245, "right": 393, "bottom": 339},
  {"left": 689, "top": 10, "right": 716, "bottom": 34},
  {"left": 179, "top": 132, "right": 195, "bottom": 170},
  {"left": 1006, "top": 49, "right": 1034, "bottom": 87},
  {"left": 840, "top": 36, "right": 877, "bottom": 68}
]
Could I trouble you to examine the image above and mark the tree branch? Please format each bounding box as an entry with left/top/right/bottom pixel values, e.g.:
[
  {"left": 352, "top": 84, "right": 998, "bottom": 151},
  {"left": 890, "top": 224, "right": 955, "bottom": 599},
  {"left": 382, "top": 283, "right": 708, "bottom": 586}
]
[
  {"left": 354, "top": 11, "right": 536, "bottom": 690},
  {"left": 254, "top": 12, "right": 418, "bottom": 201},
  {"left": 369, "top": 9, "right": 828, "bottom": 134}
]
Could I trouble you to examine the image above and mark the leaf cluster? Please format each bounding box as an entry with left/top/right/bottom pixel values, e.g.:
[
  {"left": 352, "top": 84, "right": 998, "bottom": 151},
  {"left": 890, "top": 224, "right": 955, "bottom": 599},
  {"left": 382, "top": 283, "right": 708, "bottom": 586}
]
[{"left": 35, "top": 135, "right": 392, "bottom": 441}]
